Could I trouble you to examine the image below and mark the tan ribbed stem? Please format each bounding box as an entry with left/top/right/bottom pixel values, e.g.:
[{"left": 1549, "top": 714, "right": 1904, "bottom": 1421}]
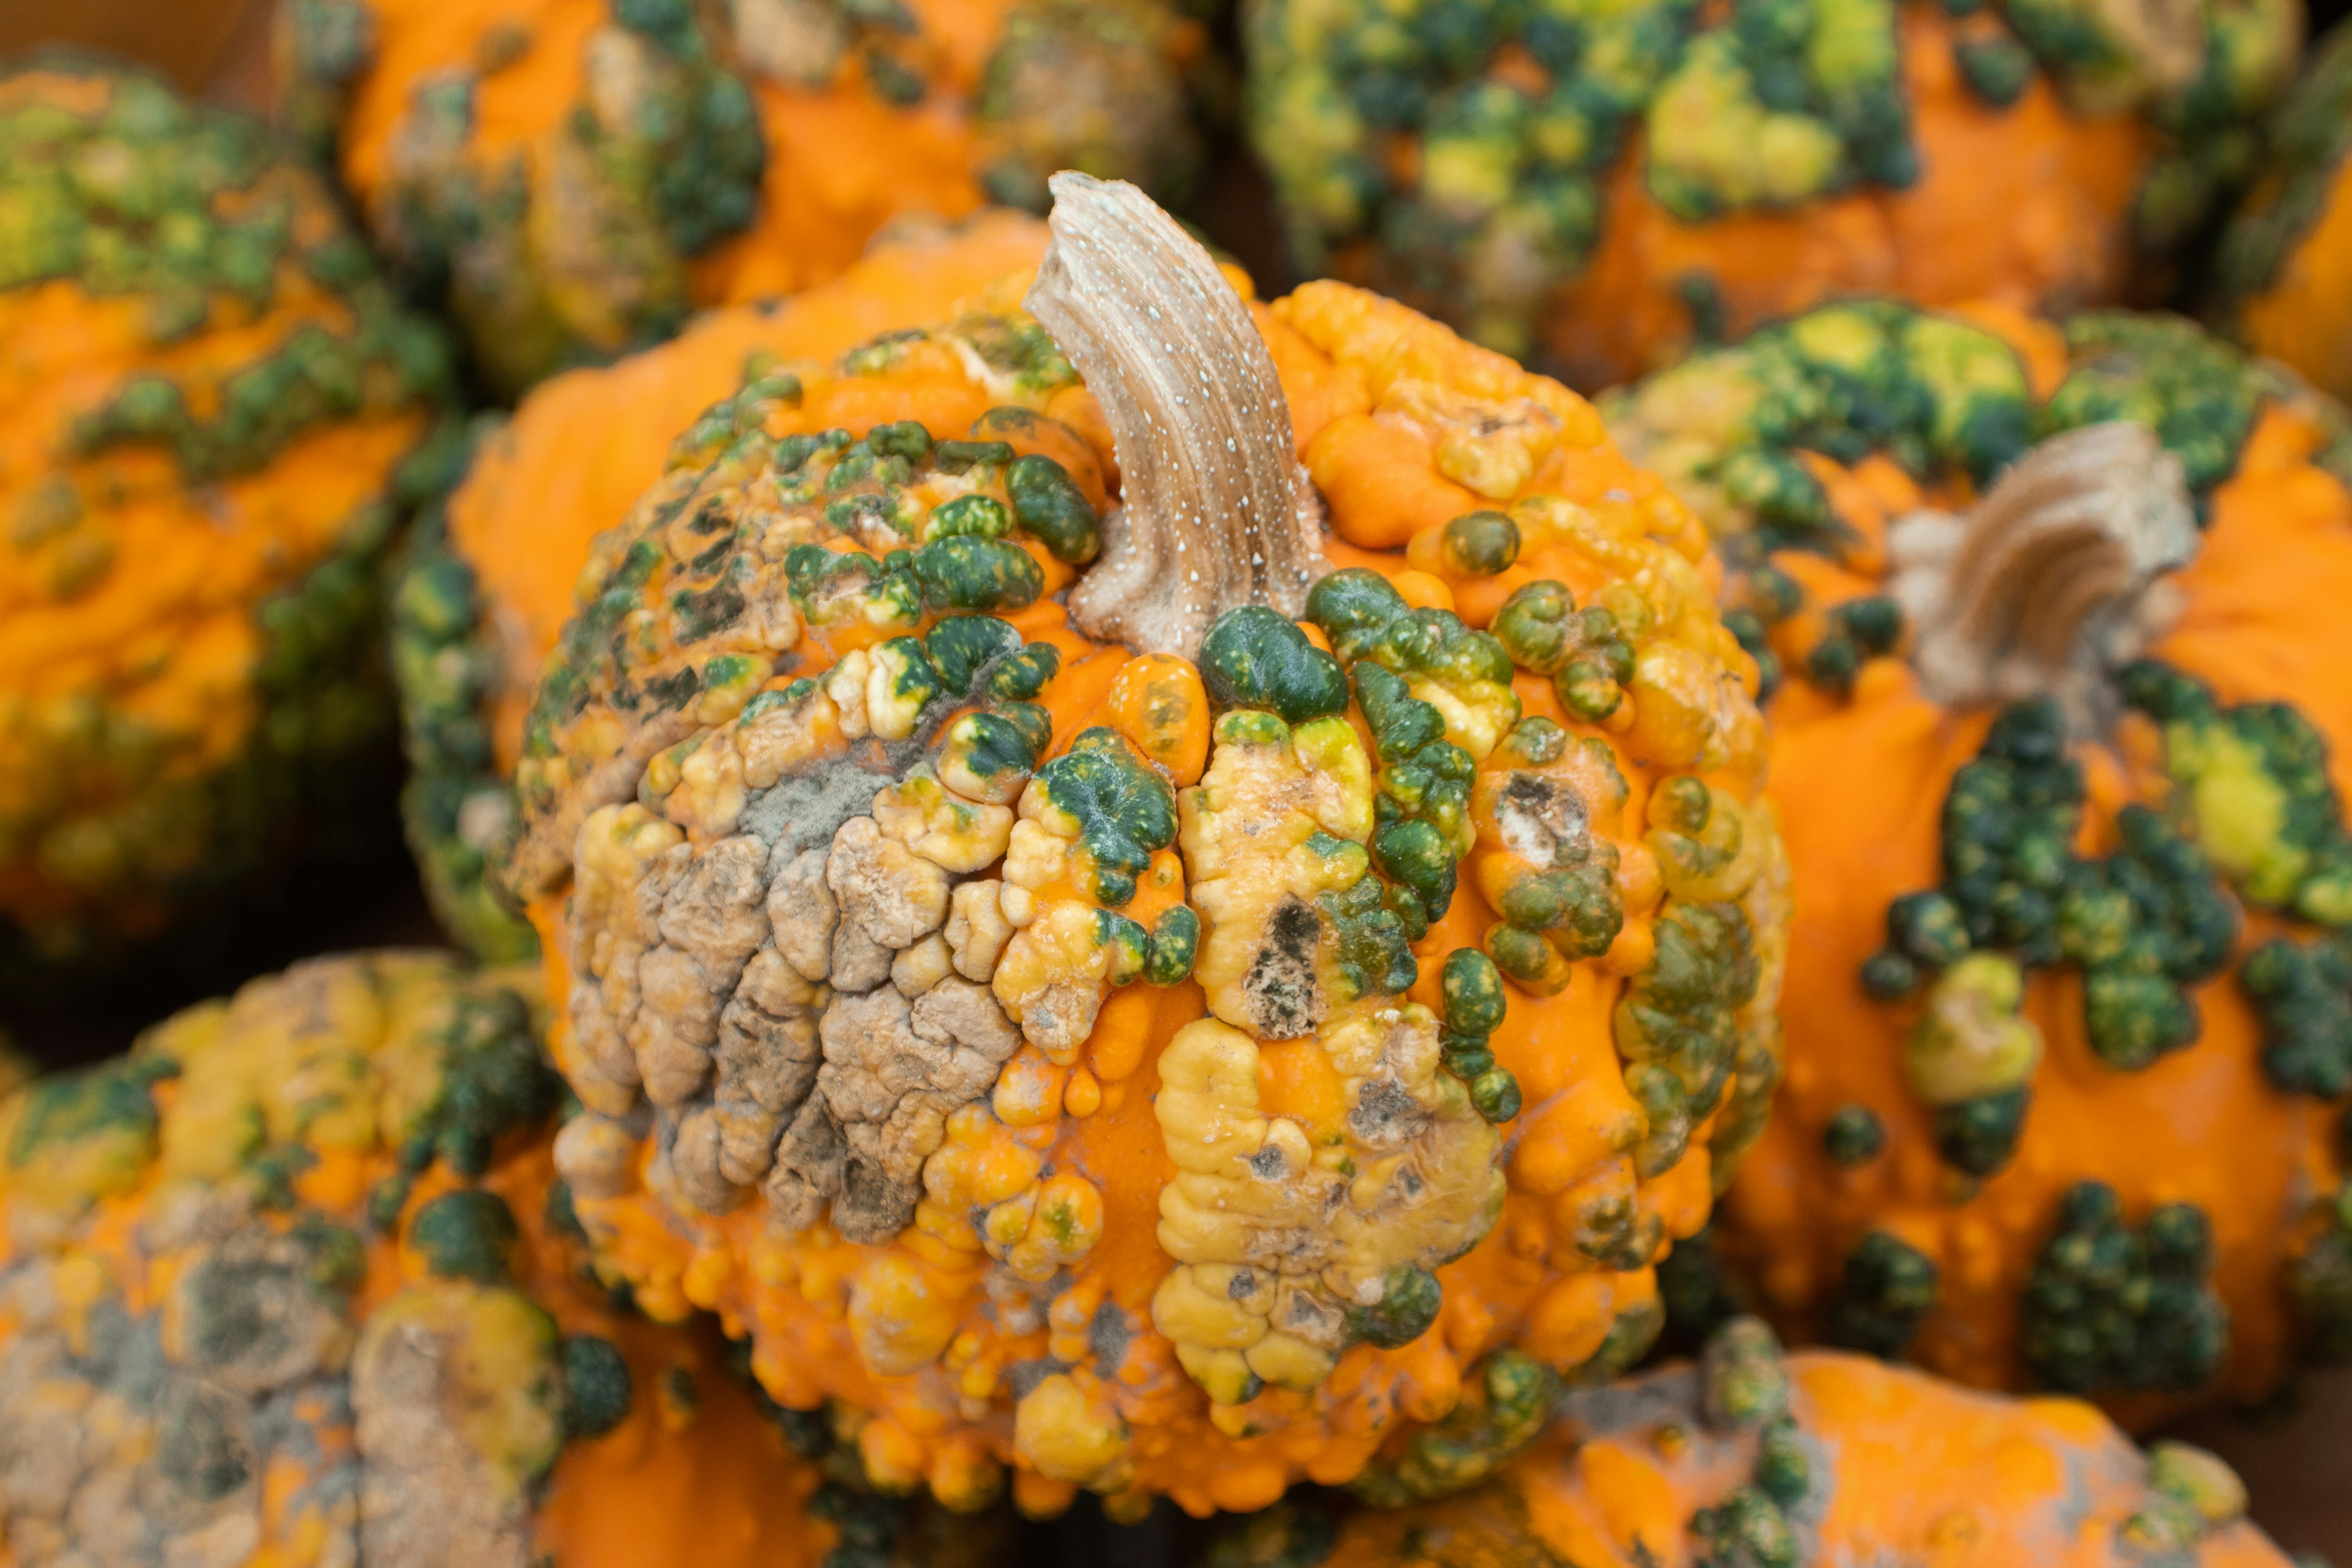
[
  {"left": 1889, "top": 421, "right": 2197, "bottom": 732},
  {"left": 1024, "top": 172, "right": 1328, "bottom": 659}
]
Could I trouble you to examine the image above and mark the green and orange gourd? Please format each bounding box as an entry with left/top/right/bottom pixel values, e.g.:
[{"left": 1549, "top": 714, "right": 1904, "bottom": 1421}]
[
  {"left": 1245, "top": 0, "right": 2302, "bottom": 387},
  {"left": 1601, "top": 297, "right": 2352, "bottom": 1416},
  {"left": 0, "top": 61, "right": 457, "bottom": 979},
  {"left": 1210, "top": 1318, "right": 2296, "bottom": 1568},
  {"left": 0, "top": 950, "right": 985, "bottom": 1567},
  {"left": 279, "top": 0, "right": 1215, "bottom": 397},
  {"left": 491, "top": 174, "right": 1787, "bottom": 1518},
  {"left": 2210, "top": 19, "right": 2352, "bottom": 408}
]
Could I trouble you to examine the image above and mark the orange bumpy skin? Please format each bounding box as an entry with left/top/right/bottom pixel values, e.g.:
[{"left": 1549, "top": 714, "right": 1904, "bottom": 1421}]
[
  {"left": 0, "top": 952, "right": 863, "bottom": 1568},
  {"left": 0, "top": 64, "right": 454, "bottom": 973},
  {"left": 279, "top": 0, "right": 1206, "bottom": 395},
  {"left": 1604, "top": 299, "right": 2352, "bottom": 1419},
  {"left": 509, "top": 214, "right": 1781, "bottom": 1520},
  {"left": 394, "top": 211, "right": 1050, "bottom": 959},
  {"left": 2212, "top": 21, "right": 2352, "bottom": 406},
  {"left": 1247, "top": 0, "right": 2298, "bottom": 388},
  {"left": 1279, "top": 1320, "right": 2292, "bottom": 1568}
]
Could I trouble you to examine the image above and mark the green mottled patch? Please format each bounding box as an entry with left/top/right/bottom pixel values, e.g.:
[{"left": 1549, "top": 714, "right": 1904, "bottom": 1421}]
[
  {"left": 1348, "top": 1349, "right": 1559, "bottom": 1507},
  {"left": 1201, "top": 604, "right": 1352, "bottom": 725},
  {"left": 2045, "top": 314, "right": 2278, "bottom": 496},
  {"left": 1826, "top": 1228, "right": 1939, "bottom": 1358},
  {"left": 409, "top": 1188, "right": 521, "bottom": 1283},
  {"left": 1318, "top": 865, "right": 1421, "bottom": 1002},
  {"left": 1028, "top": 728, "right": 1180, "bottom": 906},
  {"left": 4, "top": 1056, "right": 174, "bottom": 1204},
  {"left": 1303, "top": 572, "right": 1514, "bottom": 949},
  {"left": 0, "top": 69, "right": 459, "bottom": 976},
  {"left": 1145, "top": 904, "right": 1200, "bottom": 985},
  {"left": 507, "top": 398, "right": 1101, "bottom": 841},
  {"left": 910, "top": 536, "right": 1044, "bottom": 612},
  {"left": 1603, "top": 299, "right": 2037, "bottom": 560},
  {"left": 1616, "top": 899, "right": 1759, "bottom": 1173},
  {"left": 400, "top": 982, "right": 558, "bottom": 1177},
  {"left": 2122, "top": 660, "right": 2352, "bottom": 925},
  {"left": 0, "top": 69, "right": 283, "bottom": 305},
  {"left": 937, "top": 311, "right": 1081, "bottom": 400},
  {"left": 2239, "top": 934, "right": 2352, "bottom": 1098},
  {"left": 2211, "top": 24, "right": 2352, "bottom": 313},
  {"left": 1345, "top": 1265, "right": 1443, "bottom": 1349},
  {"left": 2288, "top": 1180, "right": 2352, "bottom": 1363},
  {"left": 389, "top": 468, "right": 543, "bottom": 964},
  {"left": 562, "top": 1333, "right": 633, "bottom": 1438},
  {"left": 1643, "top": 0, "right": 1904, "bottom": 223},
  {"left": 2019, "top": 1181, "right": 2226, "bottom": 1397},
  {"left": 1862, "top": 696, "right": 2237, "bottom": 1172}
]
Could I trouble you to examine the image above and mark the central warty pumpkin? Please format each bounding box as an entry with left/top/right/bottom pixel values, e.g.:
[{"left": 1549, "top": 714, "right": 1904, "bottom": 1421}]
[{"left": 500, "top": 176, "right": 1784, "bottom": 1519}]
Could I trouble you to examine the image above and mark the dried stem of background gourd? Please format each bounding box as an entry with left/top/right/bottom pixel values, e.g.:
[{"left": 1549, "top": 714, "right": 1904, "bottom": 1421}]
[{"left": 1891, "top": 421, "right": 2197, "bottom": 731}]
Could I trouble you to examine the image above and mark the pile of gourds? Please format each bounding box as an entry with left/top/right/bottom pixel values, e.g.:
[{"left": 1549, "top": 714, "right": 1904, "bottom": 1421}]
[{"left": 3, "top": 0, "right": 2349, "bottom": 1558}]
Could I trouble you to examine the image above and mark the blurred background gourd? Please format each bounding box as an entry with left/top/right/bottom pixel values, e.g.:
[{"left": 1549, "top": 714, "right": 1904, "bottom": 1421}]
[
  {"left": 2209, "top": 19, "right": 2352, "bottom": 406},
  {"left": 1208, "top": 1318, "right": 2298, "bottom": 1568},
  {"left": 277, "top": 0, "right": 1218, "bottom": 397},
  {"left": 0, "top": 950, "right": 995, "bottom": 1568},
  {"left": 1602, "top": 296, "right": 2352, "bottom": 1423},
  {"left": 1244, "top": 0, "right": 2305, "bottom": 387},
  {"left": 0, "top": 61, "right": 458, "bottom": 985}
]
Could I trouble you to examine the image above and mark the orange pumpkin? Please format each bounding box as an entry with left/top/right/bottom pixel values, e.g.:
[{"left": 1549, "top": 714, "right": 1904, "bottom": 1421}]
[
  {"left": 0, "top": 951, "right": 989, "bottom": 1567},
  {"left": 0, "top": 62, "right": 456, "bottom": 981},
  {"left": 2210, "top": 20, "right": 2352, "bottom": 407},
  {"left": 394, "top": 210, "right": 1052, "bottom": 959},
  {"left": 1221, "top": 1318, "right": 2296, "bottom": 1568},
  {"left": 501, "top": 176, "right": 1785, "bottom": 1518},
  {"left": 1602, "top": 297, "right": 2352, "bottom": 1416},
  {"left": 1245, "top": 0, "right": 2302, "bottom": 387},
  {"left": 279, "top": 0, "right": 1210, "bottom": 395}
]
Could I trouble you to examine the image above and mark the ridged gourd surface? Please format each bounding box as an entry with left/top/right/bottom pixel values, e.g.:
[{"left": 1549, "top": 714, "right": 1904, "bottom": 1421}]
[{"left": 502, "top": 201, "right": 1791, "bottom": 1520}]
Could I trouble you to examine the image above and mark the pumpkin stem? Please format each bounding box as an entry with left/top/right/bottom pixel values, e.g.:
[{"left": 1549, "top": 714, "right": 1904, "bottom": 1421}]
[
  {"left": 1024, "top": 172, "right": 1328, "bottom": 659},
  {"left": 1890, "top": 422, "right": 2197, "bottom": 732}
]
